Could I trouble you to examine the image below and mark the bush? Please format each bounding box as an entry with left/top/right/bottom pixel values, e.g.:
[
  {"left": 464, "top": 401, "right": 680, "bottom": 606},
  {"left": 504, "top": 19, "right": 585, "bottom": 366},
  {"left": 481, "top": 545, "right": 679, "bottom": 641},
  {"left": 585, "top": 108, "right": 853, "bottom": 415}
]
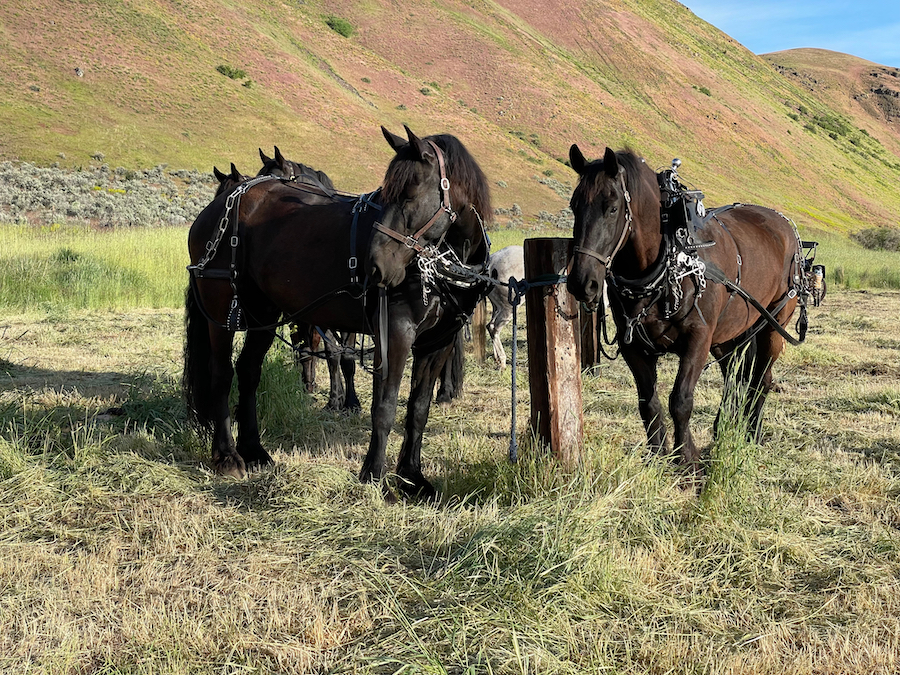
[
  {"left": 851, "top": 227, "right": 900, "bottom": 252},
  {"left": 698, "top": 86, "right": 711, "bottom": 96},
  {"left": 325, "top": 15, "right": 354, "bottom": 37},
  {"left": 216, "top": 64, "right": 246, "bottom": 80}
]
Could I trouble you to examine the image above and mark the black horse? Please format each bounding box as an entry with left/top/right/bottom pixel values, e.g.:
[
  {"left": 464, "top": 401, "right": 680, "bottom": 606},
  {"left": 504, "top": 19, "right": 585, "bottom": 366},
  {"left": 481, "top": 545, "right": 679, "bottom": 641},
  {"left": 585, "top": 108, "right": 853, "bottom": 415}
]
[
  {"left": 213, "top": 156, "right": 354, "bottom": 406},
  {"left": 213, "top": 150, "right": 465, "bottom": 412},
  {"left": 566, "top": 146, "right": 806, "bottom": 474},
  {"left": 184, "top": 126, "right": 490, "bottom": 498}
]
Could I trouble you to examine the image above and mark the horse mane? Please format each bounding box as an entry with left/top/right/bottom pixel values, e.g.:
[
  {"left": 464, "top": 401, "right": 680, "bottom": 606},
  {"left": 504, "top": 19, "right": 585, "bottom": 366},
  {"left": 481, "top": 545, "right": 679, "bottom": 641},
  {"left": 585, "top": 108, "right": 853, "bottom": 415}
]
[
  {"left": 382, "top": 134, "right": 493, "bottom": 223},
  {"left": 572, "top": 148, "right": 656, "bottom": 209}
]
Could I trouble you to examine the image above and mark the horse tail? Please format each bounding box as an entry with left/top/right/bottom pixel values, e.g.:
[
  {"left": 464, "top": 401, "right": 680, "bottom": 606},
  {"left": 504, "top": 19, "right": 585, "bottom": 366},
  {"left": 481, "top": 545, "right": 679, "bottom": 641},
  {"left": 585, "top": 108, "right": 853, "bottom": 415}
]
[
  {"left": 182, "top": 283, "right": 214, "bottom": 434},
  {"left": 435, "top": 328, "right": 466, "bottom": 404},
  {"left": 448, "top": 328, "right": 465, "bottom": 399}
]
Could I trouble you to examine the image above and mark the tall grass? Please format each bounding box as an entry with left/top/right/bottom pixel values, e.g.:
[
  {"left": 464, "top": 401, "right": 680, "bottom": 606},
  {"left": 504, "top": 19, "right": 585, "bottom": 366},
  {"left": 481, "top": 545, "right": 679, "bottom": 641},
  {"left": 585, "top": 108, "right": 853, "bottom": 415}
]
[
  {"left": 2, "top": 254, "right": 900, "bottom": 671},
  {"left": 0, "top": 223, "right": 187, "bottom": 310},
  {"left": 808, "top": 228, "right": 900, "bottom": 289}
]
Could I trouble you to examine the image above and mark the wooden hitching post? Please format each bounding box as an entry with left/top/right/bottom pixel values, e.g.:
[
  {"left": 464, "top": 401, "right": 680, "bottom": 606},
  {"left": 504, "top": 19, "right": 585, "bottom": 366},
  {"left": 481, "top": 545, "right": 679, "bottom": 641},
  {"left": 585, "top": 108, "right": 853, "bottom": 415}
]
[{"left": 523, "top": 237, "right": 584, "bottom": 467}]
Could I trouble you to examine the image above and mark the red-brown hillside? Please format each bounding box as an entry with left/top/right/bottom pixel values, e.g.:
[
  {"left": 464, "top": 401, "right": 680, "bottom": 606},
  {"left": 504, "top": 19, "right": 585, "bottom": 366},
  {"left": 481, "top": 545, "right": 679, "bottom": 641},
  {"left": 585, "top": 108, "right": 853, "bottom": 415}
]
[{"left": 1, "top": 0, "right": 899, "bottom": 231}]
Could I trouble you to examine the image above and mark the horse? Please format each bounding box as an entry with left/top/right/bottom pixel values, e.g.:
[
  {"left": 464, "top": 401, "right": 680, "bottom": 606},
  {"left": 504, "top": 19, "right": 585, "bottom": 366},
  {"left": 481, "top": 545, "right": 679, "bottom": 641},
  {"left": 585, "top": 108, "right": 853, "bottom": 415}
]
[
  {"left": 213, "top": 163, "right": 249, "bottom": 196},
  {"left": 566, "top": 145, "right": 808, "bottom": 475},
  {"left": 258, "top": 146, "right": 335, "bottom": 189},
  {"left": 215, "top": 150, "right": 464, "bottom": 412},
  {"left": 212, "top": 159, "right": 342, "bottom": 402},
  {"left": 485, "top": 245, "right": 525, "bottom": 368},
  {"left": 361, "top": 126, "right": 491, "bottom": 496},
  {"left": 184, "top": 126, "right": 490, "bottom": 498}
]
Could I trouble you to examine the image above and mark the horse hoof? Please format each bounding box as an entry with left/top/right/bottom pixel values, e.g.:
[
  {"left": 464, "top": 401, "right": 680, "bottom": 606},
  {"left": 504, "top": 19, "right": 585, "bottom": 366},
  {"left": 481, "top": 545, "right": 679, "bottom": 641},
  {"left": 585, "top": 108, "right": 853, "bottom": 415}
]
[
  {"left": 215, "top": 455, "right": 247, "bottom": 479},
  {"left": 238, "top": 444, "right": 274, "bottom": 469},
  {"left": 395, "top": 472, "right": 437, "bottom": 502}
]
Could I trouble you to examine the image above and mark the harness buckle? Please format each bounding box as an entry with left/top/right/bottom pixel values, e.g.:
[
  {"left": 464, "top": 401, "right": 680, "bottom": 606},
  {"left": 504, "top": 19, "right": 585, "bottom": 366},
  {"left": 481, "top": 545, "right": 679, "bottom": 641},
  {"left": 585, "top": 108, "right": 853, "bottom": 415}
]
[
  {"left": 348, "top": 256, "right": 358, "bottom": 270},
  {"left": 440, "top": 177, "right": 450, "bottom": 191},
  {"left": 230, "top": 235, "right": 239, "bottom": 248},
  {"left": 404, "top": 235, "right": 419, "bottom": 249}
]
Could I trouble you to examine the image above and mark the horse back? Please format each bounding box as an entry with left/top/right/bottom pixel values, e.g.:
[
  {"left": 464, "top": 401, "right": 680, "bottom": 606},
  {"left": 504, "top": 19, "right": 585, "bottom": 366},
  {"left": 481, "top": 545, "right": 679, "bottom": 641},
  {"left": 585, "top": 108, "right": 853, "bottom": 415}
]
[{"left": 701, "top": 204, "right": 799, "bottom": 339}]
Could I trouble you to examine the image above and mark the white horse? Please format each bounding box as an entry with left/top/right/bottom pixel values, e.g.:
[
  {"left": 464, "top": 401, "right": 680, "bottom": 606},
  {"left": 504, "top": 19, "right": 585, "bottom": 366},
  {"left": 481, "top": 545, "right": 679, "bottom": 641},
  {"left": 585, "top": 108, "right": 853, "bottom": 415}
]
[{"left": 485, "top": 245, "right": 525, "bottom": 368}]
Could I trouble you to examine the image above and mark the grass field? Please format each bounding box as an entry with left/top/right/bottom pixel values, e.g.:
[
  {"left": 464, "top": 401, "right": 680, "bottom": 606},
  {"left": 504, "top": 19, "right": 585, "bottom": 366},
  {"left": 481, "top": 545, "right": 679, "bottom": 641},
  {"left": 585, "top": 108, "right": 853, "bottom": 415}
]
[{"left": 2, "top": 224, "right": 900, "bottom": 673}]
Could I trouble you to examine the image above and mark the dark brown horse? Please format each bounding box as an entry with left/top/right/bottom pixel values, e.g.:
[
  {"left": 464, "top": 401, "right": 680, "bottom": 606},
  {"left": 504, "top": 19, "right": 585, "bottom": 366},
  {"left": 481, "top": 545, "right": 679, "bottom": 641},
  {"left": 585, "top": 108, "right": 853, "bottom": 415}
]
[
  {"left": 566, "top": 146, "right": 807, "bottom": 474},
  {"left": 212, "top": 157, "right": 351, "bottom": 405},
  {"left": 184, "top": 126, "right": 490, "bottom": 498}
]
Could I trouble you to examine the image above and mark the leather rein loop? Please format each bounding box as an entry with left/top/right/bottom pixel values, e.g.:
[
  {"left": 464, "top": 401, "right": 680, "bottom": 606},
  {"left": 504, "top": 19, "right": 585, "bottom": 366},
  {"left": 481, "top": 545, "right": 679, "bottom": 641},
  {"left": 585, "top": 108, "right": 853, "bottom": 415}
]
[
  {"left": 572, "top": 169, "right": 633, "bottom": 269},
  {"left": 373, "top": 140, "right": 457, "bottom": 257}
]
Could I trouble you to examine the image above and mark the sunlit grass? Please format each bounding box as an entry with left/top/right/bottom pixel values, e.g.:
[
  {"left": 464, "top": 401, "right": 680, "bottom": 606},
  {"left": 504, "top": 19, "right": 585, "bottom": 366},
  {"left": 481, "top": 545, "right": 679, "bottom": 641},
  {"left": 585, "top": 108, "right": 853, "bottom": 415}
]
[{"left": 0, "top": 223, "right": 187, "bottom": 310}]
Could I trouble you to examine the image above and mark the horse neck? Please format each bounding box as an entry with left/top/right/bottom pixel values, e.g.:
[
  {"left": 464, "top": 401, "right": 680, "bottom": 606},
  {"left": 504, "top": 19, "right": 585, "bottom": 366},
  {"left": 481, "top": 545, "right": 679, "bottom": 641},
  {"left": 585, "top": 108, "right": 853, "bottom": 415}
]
[
  {"left": 445, "top": 208, "right": 486, "bottom": 264},
  {"left": 620, "top": 176, "right": 663, "bottom": 273}
]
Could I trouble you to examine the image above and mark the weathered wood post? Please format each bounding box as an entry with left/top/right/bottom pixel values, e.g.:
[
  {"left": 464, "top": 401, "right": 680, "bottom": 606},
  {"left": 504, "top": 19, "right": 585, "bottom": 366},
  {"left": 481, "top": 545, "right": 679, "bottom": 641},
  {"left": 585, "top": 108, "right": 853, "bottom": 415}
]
[
  {"left": 524, "top": 238, "right": 584, "bottom": 467},
  {"left": 471, "top": 299, "right": 487, "bottom": 364}
]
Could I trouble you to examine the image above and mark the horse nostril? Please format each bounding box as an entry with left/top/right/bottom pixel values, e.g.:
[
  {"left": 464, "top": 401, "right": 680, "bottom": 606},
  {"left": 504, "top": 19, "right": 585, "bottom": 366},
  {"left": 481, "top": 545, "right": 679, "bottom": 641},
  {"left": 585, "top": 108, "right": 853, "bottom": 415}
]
[
  {"left": 586, "top": 278, "right": 600, "bottom": 300},
  {"left": 369, "top": 265, "right": 383, "bottom": 286}
]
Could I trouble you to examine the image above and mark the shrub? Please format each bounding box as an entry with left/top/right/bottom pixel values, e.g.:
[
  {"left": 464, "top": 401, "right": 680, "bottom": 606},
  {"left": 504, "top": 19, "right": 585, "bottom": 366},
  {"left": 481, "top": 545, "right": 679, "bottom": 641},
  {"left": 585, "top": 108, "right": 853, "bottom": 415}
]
[
  {"left": 851, "top": 227, "right": 900, "bottom": 252},
  {"left": 325, "top": 15, "right": 354, "bottom": 37},
  {"left": 216, "top": 64, "right": 246, "bottom": 80},
  {"left": 698, "top": 86, "right": 711, "bottom": 96},
  {"left": 419, "top": 87, "right": 432, "bottom": 96}
]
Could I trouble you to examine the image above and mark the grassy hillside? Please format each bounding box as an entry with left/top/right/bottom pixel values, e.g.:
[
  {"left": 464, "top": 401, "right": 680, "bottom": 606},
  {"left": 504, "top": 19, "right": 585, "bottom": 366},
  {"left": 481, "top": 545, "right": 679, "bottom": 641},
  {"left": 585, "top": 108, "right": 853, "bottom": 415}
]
[{"left": 2, "top": 0, "right": 900, "bottom": 231}]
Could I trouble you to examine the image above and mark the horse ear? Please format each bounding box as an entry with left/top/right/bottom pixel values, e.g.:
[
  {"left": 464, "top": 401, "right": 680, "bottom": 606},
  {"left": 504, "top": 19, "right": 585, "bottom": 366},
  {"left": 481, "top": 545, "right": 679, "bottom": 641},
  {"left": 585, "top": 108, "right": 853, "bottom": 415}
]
[
  {"left": 603, "top": 147, "right": 619, "bottom": 178},
  {"left": 274, "top": 146, "right": 285, "bottom": 164},
  {"left": 259, "top": 148, "right": 272, "bottom": 164},
  {"left": 403, "top": 125, "right": 433, "bottom": 162},
  {"left": 230, "top": 163, "right": 241, "bottom": 180},
  {"left": 382, "top": 126, "right": 407, "bottom": 152},
  {"left": 213, "top": 166, "right": 227, "bottom": 182},
  {"left": 569, "top": 144, "right": 586, "bottom": 175}
]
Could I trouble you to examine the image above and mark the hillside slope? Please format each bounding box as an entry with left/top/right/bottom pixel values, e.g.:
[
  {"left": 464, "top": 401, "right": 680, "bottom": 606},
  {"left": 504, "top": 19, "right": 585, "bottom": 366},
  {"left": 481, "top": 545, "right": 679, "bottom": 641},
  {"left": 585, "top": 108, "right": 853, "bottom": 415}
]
[{"left": 1, "top": 0, "right": 899, "bottom": 231}]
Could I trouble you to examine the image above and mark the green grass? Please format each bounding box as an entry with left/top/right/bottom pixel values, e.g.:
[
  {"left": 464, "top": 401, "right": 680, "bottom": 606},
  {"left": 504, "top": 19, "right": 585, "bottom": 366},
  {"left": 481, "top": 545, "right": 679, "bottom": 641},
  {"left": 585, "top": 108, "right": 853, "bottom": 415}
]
[
  {"left": 2, "top": 283, "right": 900, "bottom": 673},
  {"left": 0, "top": 224, "right": 187, "bottom": 310},
  {"left": 806, "top": 228, "right": 900, "bottom": 289}
]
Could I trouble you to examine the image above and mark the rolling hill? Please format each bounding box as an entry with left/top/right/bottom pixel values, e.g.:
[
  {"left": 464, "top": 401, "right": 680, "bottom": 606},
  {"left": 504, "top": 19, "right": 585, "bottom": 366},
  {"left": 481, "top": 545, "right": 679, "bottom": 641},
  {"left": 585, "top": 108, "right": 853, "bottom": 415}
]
[{"left": 2, "top": 0, "right": 899, "bottom": 232}]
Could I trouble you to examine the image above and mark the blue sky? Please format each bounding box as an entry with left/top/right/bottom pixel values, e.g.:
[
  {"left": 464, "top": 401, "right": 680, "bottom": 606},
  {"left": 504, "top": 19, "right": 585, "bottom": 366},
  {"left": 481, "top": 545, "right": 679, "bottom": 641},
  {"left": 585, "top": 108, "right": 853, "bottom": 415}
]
[{"left": 682, "top": 1, "right": 900, "bottom": 68}]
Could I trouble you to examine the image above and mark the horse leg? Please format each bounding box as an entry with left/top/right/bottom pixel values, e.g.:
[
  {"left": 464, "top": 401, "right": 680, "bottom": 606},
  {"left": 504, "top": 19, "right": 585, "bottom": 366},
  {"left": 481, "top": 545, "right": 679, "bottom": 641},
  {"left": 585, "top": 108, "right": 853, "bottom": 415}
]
[
  {"left": 323, "top": 329, "right": 347, "bottom": 411},
  {"left": 669, "top": 337, "right": 714, "bottom": 472},
  {"left": 487, "top": 303, "right": 508, "bottom": 368},
  {"left": 234, "top": 328, "right": 276, "bottom": 469},
  {"left": 712, "top": 339, "right": 758, "bottom": 440},
  {"left": 290, "top": 322, "right": 317, "bottom": 393},
  {"left": 621, "top": 344, "right": 667, "bottom": 453},
  {"left": 745, "top": 331, "right": 783, "bottom": 443},
  {"left": 359, "top": 319, "right": 416, "bottom": 487},
  {"left": 339, "top": 332, "right": 361, "bottom": 413},
  {"left": 207, "top": 327, "right": 245, "bottom": 478},
  {"left": 397, "top": 344, "right": 455, "bottom": 500}
]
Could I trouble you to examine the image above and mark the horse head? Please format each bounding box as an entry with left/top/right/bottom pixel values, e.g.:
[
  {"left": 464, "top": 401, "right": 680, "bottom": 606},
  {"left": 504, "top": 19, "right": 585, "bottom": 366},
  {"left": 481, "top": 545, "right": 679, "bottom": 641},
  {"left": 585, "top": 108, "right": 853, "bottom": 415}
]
[
  {"left": 213, "top": 163, "right": 249, "bottom": 197},
  {"left": 367, "top": 125, "right": 490, "bottom": 288},
  {"left": 567, "top": 145, "right": 654, "bottom": 310},
  {"left": 257, "top": 146, "right": 335, "bottom": 190}
]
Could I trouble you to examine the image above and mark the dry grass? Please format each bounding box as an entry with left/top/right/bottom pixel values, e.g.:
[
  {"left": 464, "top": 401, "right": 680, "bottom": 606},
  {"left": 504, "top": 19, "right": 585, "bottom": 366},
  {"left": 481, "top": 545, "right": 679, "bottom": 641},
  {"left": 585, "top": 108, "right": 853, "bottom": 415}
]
[{"left": 1, "top": 285, "right": 900, "bottom": 674}]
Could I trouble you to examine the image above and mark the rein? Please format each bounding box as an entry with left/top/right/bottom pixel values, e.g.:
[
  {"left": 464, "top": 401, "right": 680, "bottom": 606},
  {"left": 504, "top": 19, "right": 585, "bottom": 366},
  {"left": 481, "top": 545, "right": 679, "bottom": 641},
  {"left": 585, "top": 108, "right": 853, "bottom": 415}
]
[{"left": 372, "top": 140, "right": 457, "bottom": 256}]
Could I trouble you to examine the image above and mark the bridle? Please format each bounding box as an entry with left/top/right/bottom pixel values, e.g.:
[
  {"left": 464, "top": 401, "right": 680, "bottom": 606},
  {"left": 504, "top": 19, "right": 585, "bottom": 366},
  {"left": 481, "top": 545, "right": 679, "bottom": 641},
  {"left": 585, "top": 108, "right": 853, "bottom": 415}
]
[
  {"left": 373, "top": 140, "right": 457, "bottom": 257},
  {"left": 572, "top": 169, "right": 634, "bottom": 270}
]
